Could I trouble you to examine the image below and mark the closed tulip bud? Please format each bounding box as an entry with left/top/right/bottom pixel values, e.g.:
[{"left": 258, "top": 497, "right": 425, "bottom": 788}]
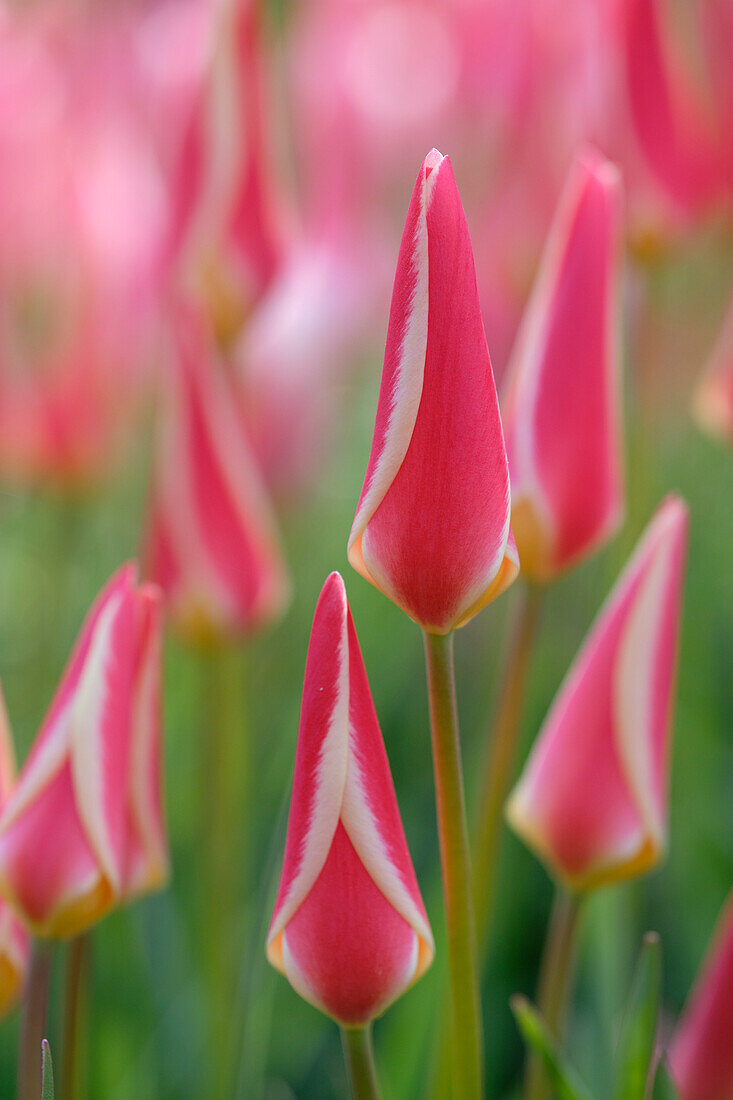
[
  {"left": 502, "top": 150, "right": 624, "bottom": 582},
  {"left": 0, "top": 687, "right": 29, "bottom": 1017},
  {"left": 267, "top": 573, "right": 433, "bottom": 1026},
  {"left": 145, "top": 306, "right": 289, "bottom": 645},
  {"left": 0, "top": 565, "right": 168, "bottom": 938},
  {"left": 694, "top": 296, "right": 733, "bottom": 446},
  {"left": 507, "top": 496, "right": 688, "bottom": 891},
  {"left": 348, "top": 150, "right": 518, "bottom": 634},
  {"left": 670, "top": 891, "right": 733, "bottom": 1100}
]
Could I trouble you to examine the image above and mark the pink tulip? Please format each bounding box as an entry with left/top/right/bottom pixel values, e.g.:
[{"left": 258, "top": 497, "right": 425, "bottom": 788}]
[
  {"left": 0, "top": 686, "right": 30, "bottom": 1017},
  {"left": 348, "top": 150, "right": 518, "bottom": 634},
  {"left": 502, "top": 150, "right": 624, "bottom": 581},
  {"left": 507, "top": 496, "right": 688, "bottom": 891},
  {"left": 694, "top": 294, "right": 733, "bottom": 446},
  {"left": 145, "top": 305, "right": 289, "bottom": 644},
  {"left": 670, "top": 891, "right": 733, "bottom": 1100},
  {"left": 267, "top": 573, "right": 433, "bottom": 1026},
  {"left": 0, "top": 565, "right": 168, "bottom": 938}
]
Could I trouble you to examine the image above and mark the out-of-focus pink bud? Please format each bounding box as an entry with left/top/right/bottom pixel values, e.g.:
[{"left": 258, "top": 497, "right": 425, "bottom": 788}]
[
  {"left": 694, "top": 295, "right": 733, "bottom": 446},
  {"left": 502, "top": 150, "right": 624, "bottom": 581},
  {"left": 0, "top": 686, "right": 30, "bottom": 1017},
  {"left": 623, "top": 0, "right": 724, "bottom": 217},
  {"left": 0, "top": 565, "right": 168, "bottom": 938},
  {"left": 348, "top": 150, "right": 518, "bottom": 634},
  {"left": 145, "top": 306, "right": 289, "bottom": 645},
  {"left": 670, "top": 891, "right": 733, "bottom": 1100},
  {"left": 267, "top": 573, "right": 433, "bottom": 1026},
  {"left": 507, "top": 496, "right": 688, "bottom": 891}
]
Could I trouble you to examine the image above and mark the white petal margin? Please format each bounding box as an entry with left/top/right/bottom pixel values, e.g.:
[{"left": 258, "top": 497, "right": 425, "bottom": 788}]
[
  {"left": 614, "top": 499, "right": 684, "bottom": 850},
  {"left": 69, "top": 591, "right": 127, "bottom": 897},
  {"left": 347, "top": 150, "right": 444, "bottom": 573},
  {"left": 267, "top": 586, "right": 351, "bottom": 951}
]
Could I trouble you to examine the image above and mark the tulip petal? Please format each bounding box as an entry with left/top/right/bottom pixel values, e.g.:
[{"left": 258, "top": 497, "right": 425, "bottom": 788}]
[
  {"left": 694, "top": 294, "right": 733, "bottom": 446},
  {"left": 0, "top": 686, "right": 16, "bottom": 805},
  {"left": 349, "top": 151, "right": 514, "bottom": 632},
  {"left": 503, "top": 150, "right": 623, "bottom": 581},
  {"left": 0, "top": 901, "right": 29, "bottom": 1017},
  {"left": 507, "top": 497, "right": 688, "bottom": 890}
]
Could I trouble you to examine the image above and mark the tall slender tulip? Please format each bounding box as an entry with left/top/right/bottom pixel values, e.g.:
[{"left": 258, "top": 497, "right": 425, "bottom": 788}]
[
  {"left": 348, "top": 148, "right": 518, "bottom": 635},
  {"left": 507, "top": 495, "right": 688, "bottom": 891},
  {"left": 0, "top": 686, "right": 29, "bottom": 1017},
  {"left": 502, "top": 150, "right": 624, "bottom": 581},
  {"left": 670, "top": 891, "right": 733, "bottom": 1100},
  {"left": 0, "top": 564, "right": 168, "bottom": 938},
  {"left": 267, "top": 572, "right": 433, "bottom": 1027},
  {"left": 145, "top": 305, "right": 289, "bottom": 645},
  {"left": 694, "top": 294, "right": 733, "bottom": 446}
]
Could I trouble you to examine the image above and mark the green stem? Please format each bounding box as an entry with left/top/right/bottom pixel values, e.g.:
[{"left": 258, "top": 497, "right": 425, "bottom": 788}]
[
  {"left": 423, "top": 631, "right": 483, "bottom": 1100},
  {"left": 474, "top": 585, "right": 543, "bottom": 945},
  {"left": 525, "top": 889, "right": 583, "bottom": 1100},
  {"left": 18, "top": 941, "right": 53, "bottom": 1100},
  {"left": 60, "top": 933, "right": 90, "bottom": 1100},
  {"left": 341, "top": 1025, "right": 381, "bottom": 1100}
]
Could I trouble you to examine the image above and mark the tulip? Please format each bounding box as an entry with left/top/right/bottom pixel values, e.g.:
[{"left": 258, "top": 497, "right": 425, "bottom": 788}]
[
  {"left": 694, "top": 295, "right": 733, "bottom": 446},
  {"left": 267, "top": 573, "right": 433, "bottom": 1027},
  {"left": 502, "top": 150, "right": 624, "bottom": 582},
  {"left": 0, "top": 564, "right": 168, "bottom": 938},
  {"left": 145, "top": 305, "right": 290, "bottom": 645},
  {"left": 670, "top": 891, "right": 733, "bottom": 1100},
  {"left": 507, "top": 495, "right": 688, "bottom": 892},
  {"left": 0, "top": 686, "right": 30, "bottom": 1017},
  {"left": 348, "top": 148, "right": 518, "bottom": 635}
]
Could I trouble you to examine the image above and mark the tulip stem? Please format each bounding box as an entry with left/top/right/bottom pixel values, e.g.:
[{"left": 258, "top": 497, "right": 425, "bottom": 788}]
[
  {"left": 474, "top": 584, "right": 543, "bottom": 945},
  {"left": 341, "top": 1025, "right": 380, "bottom": 1100},
  {"left": 61, "top": 932, "right": 90, "bottom": 1100},
  {"left": 423, "top": 630, "right": 484, "bottom": 1100},
  {"left": 525, "top": 888, "right": 583, "bottom": 1100},
  {"left": 18, "top": 940, "right": 53, "bottom": 1100}
]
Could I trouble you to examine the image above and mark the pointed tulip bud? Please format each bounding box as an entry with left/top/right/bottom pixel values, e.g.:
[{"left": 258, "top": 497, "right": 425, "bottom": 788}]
[
  {"left": 507, "top": 496, "right": 688, "bottom": 891},
  {"left": 0, "top": 565, "right": 169, "bottom": 938},
  {"left": 694, "top": 296, "right": 733, "bottom": 446},
  {"left": 0, "top": 686, "right": 30, "bottom": 1017},
  {"left": 502, "top": 151, "right": 624, "bottom": 582},
  {"left": 670, "top": 891, "right": 733, "bottom": 1100},
  {"left": 145, "top": 306, "right": 290, "bottom": 645},
  {"left": 348, "top": 150, "right": 518, "bottom": 634},
  {"left": 267, "top": 573, "right": 433, "bottom": 1025}
]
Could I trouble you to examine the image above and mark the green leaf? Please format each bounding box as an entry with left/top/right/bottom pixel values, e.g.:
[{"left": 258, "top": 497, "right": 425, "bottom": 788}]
[
  {"left": 652, "top": 1059, "right": 680, "bottom": 1100},
  {"left": 41, "top": 1039, "right": 54, "bottom": 1100},
  {"left": 510, "top": 995, "right": 594, "bottom": 1100},
  {"left": 612, "top": 932, "right": 662, "bottom": 1100}
]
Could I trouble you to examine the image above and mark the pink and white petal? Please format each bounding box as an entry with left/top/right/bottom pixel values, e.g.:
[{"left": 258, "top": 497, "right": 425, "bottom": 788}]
[
  {"left": 0, "top": 685, "right": 17, "bottom": 806},
  {"left": 0, "top": 901, "right": 29, "bottom": 1016},
  {"left": 354, "top": 153, "right": 512, "bottom": 632},
  {"left": 340, "top": 607, "right": 433, "bottom": 966},
  {"left": 267, "top": 573, "right": 350, "bottom": 963},
  {"left": 281, "top": 822, "right": 419, "bottom": 1026}
]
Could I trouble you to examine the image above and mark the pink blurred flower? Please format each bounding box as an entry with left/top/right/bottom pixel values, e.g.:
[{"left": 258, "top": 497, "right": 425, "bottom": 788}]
[
  {"left": 145, "top": 304, "right": 290, "bottom": 645},
  {"left": 507, "top": 496, "right": 688, "bottom": 891},
  {"left": 502, "top": 149, "right": 624, "bottom": 581},
  {"left": 694, "top": 293, "right": 733, "bottom": 446},
  {"left": 267, "top": 573, "right": 433, "bottom": 1026},
  {"left": 0, "top": 565, "right": 168, "bottom": 938},
  {"left": 0, "top": 686, "right": 30, "bottom": 1018},
  {"left": 348, "top": 150, "right": 518, "bottom": 634},
  {"left": 670, "top": 891, "right": 733, "bottom": 1100}
]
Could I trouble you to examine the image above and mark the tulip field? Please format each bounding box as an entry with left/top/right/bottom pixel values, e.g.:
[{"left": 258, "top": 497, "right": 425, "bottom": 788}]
[{"left": 0, "top": 1, "right": 732, "bottom": 1098}]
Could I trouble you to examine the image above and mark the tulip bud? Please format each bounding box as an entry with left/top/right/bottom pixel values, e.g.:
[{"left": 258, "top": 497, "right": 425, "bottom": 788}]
[
  {"left": 502, "top": 150, "right": 624, "bottom": 582},
  {"left": 670, "top": 891, "right": 733, "bottom": 1100},
  {"left": 348, "top": 150, "right": 518, "bottom": 634},
  {"left": 0, "top": 686, "right": 29, "bottom": 1016},
  {"left": 694, "top": 295, "right": 733, "bottom": 446},
  {"left": 267, "top": 573, "right": 433, "bottom": 1026},
  {"left": 0, "top": 565, "right": 168, "bottom": 938},
  {"left": 145, "top": 305, "right": 289, "bottom": 645},
  {"left": 507, "top": 496, "right": 688, "bottom": 891}
]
